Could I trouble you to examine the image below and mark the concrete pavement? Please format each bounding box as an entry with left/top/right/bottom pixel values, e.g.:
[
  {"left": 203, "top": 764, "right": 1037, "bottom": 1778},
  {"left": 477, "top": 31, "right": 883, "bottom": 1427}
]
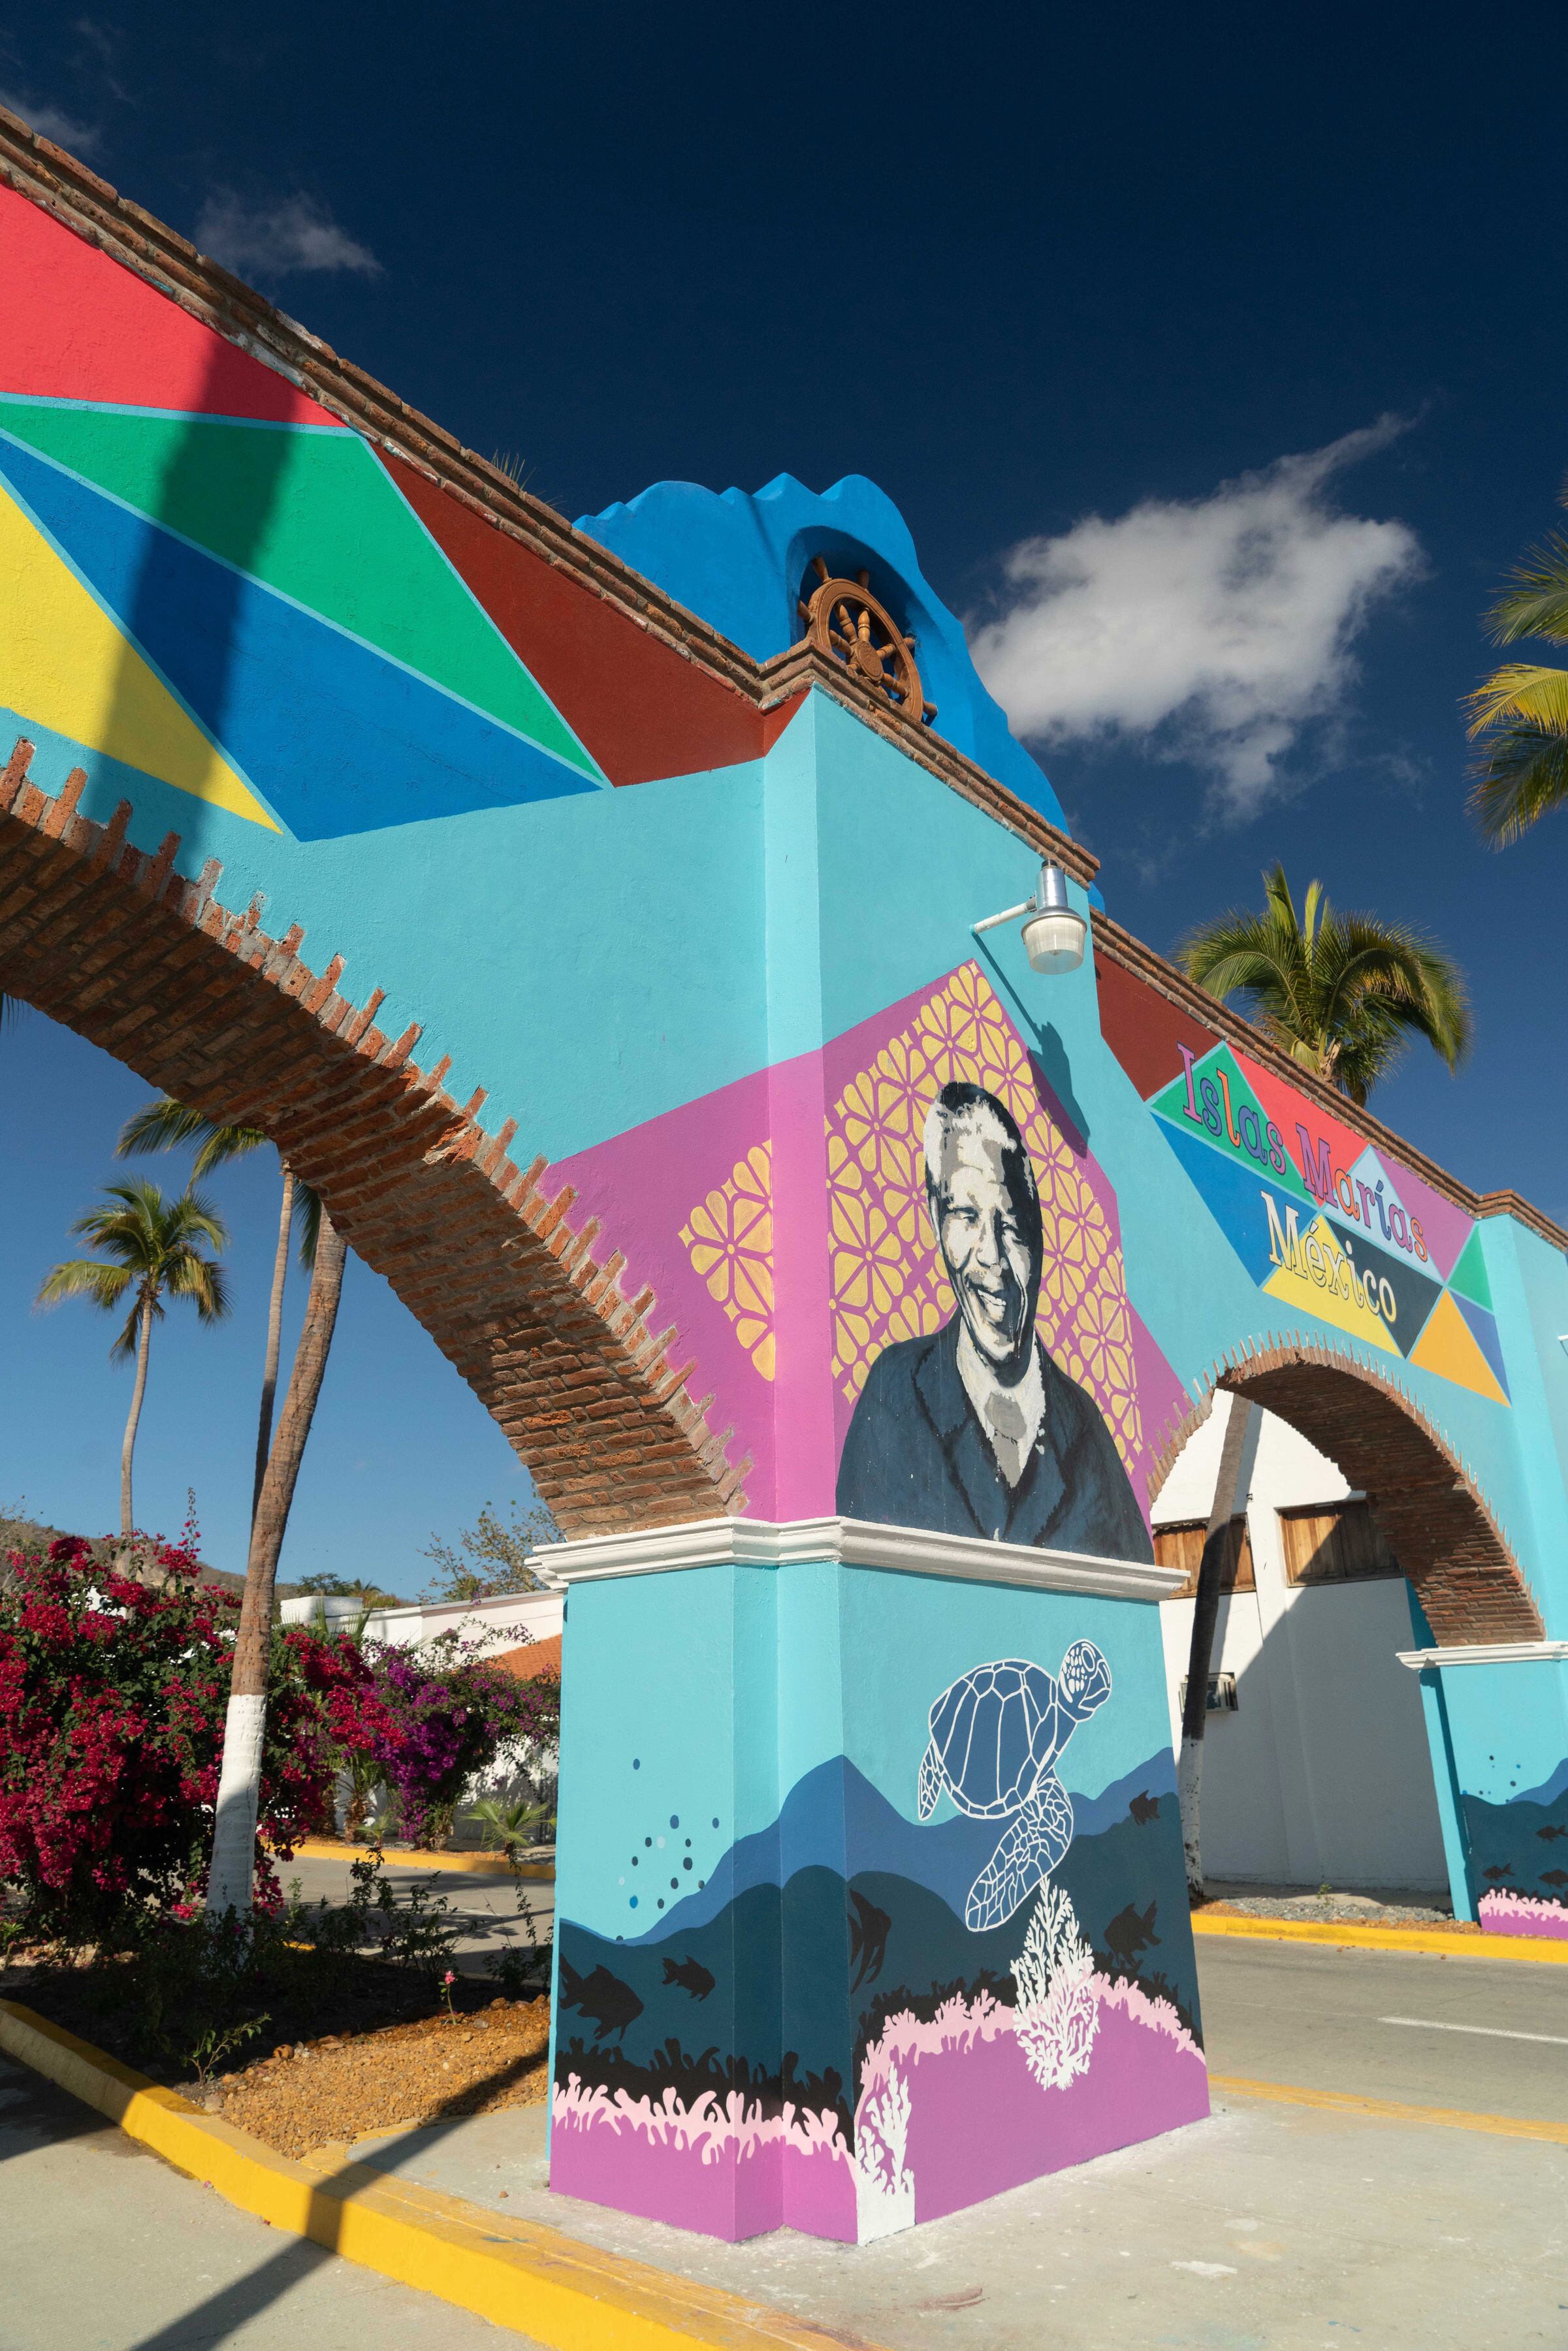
[{"left": 0, "top": 2049, "right": 528, "bottom": 2349}]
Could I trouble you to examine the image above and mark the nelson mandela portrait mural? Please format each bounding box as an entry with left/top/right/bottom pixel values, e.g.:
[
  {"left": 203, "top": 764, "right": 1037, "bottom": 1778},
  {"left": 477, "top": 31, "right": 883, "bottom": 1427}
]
[{"left": 835, "top": 1081, "right": 1152, "bottom": 1561}]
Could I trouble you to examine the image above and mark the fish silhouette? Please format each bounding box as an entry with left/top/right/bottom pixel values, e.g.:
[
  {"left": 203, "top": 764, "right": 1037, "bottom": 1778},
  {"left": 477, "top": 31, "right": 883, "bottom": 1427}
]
[
  {"left": 1538, "top": 1825, "right": 1568, "bottom": 1842},
  {"left": 1541, "top": 1868, "right": 1568, "bottom": 1889},
  {"left": 1127, "top": 1791, "right": 1160, "bottom": 1826},
  {"left": 661, "top": 1955, "right": 715, "bottom": 2002},
  {"left": 1104, "top": 1899, "right": 1160, "bottom": 1972},
  {"left": 848, "top": 1890, "right": 892, "bottom": 1990},
  {"left": 1483, "top": 1863, "right": 1514, "bottom": 1882},
  {"left": 558, "top": 1957, "right": 644, "bottom": 2043}
]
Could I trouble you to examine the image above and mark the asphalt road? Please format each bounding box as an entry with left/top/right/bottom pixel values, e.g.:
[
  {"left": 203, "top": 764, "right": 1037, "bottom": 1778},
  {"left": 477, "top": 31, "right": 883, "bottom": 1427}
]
[
  {"left": 278, "top": 1855, "right": 554, "bottom": 1983},
  {"left": 1196, "top": 1932, "right": 1568, "bottom": 2120}
]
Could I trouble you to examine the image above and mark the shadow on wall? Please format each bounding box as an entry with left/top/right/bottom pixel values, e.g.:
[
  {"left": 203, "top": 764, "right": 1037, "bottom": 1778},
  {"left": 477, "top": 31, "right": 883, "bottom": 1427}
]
[{"left": 1166, "top": 1573, "right": 1452, "bottom": 1896}]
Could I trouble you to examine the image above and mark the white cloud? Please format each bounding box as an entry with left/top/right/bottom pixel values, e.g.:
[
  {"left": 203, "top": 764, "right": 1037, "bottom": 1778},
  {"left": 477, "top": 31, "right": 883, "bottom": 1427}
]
[
  {"left": 195, "top": 191, "right": 382, "bottom": 282},
  {"left": 0, "top": 88, "right": 101, "bottom": 154},
  {"left": 969, "top": 420, "right": 1424, "bottom": 818}
]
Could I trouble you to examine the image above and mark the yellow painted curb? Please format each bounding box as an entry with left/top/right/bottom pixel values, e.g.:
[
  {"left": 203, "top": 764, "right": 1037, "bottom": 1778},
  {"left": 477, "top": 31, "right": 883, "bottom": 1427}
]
[
  {"left": 1211, "top": 2072, "right": 1568, "bottom": 2145},
  {"left": 278, "top": 1838, "right": 554, "bottom": 1882},
  {"left": 1192, "top": 1911, "right": 1568, "bottom": 1964},
  {"left": 0, "top": 2001, "right": 884, "bottom": 2350}
]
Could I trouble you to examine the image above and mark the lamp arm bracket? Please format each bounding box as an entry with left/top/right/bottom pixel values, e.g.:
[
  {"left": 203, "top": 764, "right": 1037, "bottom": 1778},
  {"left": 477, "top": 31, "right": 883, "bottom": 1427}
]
[{"left": 972, "top": 897, "right": 1038, "bottom": 937}]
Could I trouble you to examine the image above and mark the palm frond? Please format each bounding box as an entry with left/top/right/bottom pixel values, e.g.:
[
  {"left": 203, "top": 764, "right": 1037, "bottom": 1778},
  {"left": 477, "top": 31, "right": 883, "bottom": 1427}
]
[
  {"left": 118, "top": 1095, "right": 266, "bottom": 1178},
  {"left": 36, "top": 1258, "right": 131, "bottom": 1312},
  {"left": 1465, "top": 662, "right": 1568, "bottom": 737},
  {"left": 1466, "top": 721, "right": 1568, "bottom": 846},
  {"left": 1485, "top": 534, "right": 1568, "bottom": 645},
  {"left": 292, "top": 1179, "right": 322, "bottom": 1272}
]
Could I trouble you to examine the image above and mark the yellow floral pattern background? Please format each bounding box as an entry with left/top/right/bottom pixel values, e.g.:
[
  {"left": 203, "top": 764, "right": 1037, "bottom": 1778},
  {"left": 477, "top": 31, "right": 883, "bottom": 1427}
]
[
  {"left": 825, "top": 963, "right": 1144, "bottom": 1472},
  {"left": 679, "top": 1142, "right": 775, "bottom": 1381}
]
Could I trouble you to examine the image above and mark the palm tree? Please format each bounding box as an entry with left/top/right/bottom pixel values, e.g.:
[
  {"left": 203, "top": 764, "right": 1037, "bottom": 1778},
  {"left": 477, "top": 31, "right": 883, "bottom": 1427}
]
[
  {"left": 1177, "top": 864, "right": 1471, "bottom": 1106},
  {"left": 208, "top": 1200, "right": 349, "bottom": 1921},
  {"left": 1465, "top": 498, "right": 1568, "bottom": 844},
  {"left": 119, "top": 1100, "right": 319, "bottom": 1522},
  {"left": 118, "top": 1098, "right": 351, "bottom": 1922},
  {"left": 37, "top": 1179, "right": 229, "bottom": 1536}
]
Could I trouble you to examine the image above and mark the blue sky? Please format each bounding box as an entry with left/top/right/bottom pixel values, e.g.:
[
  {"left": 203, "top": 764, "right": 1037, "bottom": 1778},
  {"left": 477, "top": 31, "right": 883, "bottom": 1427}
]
[{"left": 4, "top": 3, "right": 1567, "bottom": 1590}]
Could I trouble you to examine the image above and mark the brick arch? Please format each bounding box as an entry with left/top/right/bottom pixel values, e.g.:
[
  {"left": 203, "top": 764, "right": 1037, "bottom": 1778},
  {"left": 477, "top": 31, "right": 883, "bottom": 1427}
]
[
  {"left": 1148, "top": 1335, "right": 1542, "bottom": 1646},
  {"left": 0, "top": 740, "right": 745, "bottom": 1536}
]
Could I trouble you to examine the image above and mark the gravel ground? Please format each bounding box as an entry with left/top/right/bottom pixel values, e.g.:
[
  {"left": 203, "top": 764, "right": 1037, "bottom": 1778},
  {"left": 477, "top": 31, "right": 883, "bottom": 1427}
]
[
  {"left": 1203, "top": 1890, "right": 1477, "bottom": 1930},
  {"left": 213, "top": 1994, "right": 552, "bottom": 2158}
]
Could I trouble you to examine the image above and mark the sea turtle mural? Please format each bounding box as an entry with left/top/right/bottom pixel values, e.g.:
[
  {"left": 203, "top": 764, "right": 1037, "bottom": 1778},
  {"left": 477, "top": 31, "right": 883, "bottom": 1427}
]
[{"left": 918, "top": 1640, "right": 1113, "bottom": 1929}]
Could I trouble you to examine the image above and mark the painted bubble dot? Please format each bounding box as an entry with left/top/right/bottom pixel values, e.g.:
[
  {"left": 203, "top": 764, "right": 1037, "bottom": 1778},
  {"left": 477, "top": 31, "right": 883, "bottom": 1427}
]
[
  {"left": 630, "top": 1895, "right": 638, "bottom": 1908},
  {"left": 656, "top": 1835, "right": 665, "bottom": 1849},
  {"left": 657, "top": 1898, "right": 664, "bottom": 1910},
  {"left": 698, "top": 1879, "right": 705, "bottom": 1889},
  {"left": 670, "top": 1815, "right": 679, "bottom": 1829},
  {"left": 670, "top": 1878, "right": 679, "bottom": 1889},
  {"left": 712, "top": 1817, "right": 720, "bottom": 1829},
  {"left": 631, "top": 1857, "right": 638, "bottom": 1868},
  {"left": 645, "top": 1837, "right": 652, "bottom": 1847},
  {"left": 618, "top": 1876, "right": 625, "bottom": 1886},
  {"left": 682, "top": 1857, "right": 693, "bottom": 1872},
  {"left": 684, "top": 1838, "right": 691, "bottom": 1847},
  {"left": 632, "top": 1758, "right": 640, "bottom": 1770}
]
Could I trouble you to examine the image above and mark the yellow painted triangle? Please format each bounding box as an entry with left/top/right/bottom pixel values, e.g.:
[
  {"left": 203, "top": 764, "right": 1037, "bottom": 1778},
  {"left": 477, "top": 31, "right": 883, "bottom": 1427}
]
[
  {"left": 1407, "top": 1287, "right": 1509, "bottom": 1406},
  {"left": 1262, "top": 1211, "right": 1400, "bottom": 1355},
  {"left": 0, "top": 481, "right": 278, "bottom": 830}
]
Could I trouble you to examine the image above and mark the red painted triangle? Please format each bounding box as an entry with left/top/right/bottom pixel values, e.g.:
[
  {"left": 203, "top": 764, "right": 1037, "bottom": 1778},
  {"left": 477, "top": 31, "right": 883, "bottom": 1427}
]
[{"left": 0, "top": 184, "right": 344, "bottom": 426}]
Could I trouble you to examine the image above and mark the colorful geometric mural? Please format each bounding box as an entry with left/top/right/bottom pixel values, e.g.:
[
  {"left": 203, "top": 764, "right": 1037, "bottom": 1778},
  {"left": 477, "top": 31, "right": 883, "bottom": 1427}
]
[{"left": 1104, "top": 997, "right": 1512, "bottom": 1410}]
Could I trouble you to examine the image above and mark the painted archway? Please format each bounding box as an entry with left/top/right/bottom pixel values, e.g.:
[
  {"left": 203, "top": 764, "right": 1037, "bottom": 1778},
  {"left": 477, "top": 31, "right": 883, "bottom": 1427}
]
[{"left": 5, "top": 121, "right": 1568, "bottom": 2245}]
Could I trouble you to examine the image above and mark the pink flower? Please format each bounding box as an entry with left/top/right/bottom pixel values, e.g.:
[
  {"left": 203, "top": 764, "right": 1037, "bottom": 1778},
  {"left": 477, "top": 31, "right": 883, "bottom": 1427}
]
[{"left": 444, "top": 1970, "right": 456, "bottom": 1984}]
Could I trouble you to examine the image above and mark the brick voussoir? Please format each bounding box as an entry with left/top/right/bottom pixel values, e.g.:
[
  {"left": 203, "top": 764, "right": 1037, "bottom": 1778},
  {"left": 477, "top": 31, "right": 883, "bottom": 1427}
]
[{"left": 0, "top": 761, "right": 731, "bottom": 1534}]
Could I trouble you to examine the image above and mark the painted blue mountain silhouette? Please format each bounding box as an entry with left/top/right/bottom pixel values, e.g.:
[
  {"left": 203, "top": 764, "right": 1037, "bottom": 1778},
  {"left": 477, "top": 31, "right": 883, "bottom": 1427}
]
[{"left": 629, "top": 1748, "right": 1178, "bottom": 1948}]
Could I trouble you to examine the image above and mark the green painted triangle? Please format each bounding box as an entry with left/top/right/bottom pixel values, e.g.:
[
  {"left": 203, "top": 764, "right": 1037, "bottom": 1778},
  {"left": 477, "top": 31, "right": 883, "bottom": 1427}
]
[
  {"left": 1150, "top": 1040, "right": 1312, "bottom": 1200},
  {"left": 0, "top": 398, "right": 601, "bottom": 782},
  {"left": 1447, "top": 1223, "right": 1493, "bottom": 1311}
]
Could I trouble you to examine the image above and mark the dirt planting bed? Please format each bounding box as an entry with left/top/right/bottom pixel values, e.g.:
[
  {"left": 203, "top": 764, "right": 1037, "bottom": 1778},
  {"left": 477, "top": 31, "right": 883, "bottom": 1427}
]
[{"left": 214, "top": 1996, "right": 551, "bottom": 2157}]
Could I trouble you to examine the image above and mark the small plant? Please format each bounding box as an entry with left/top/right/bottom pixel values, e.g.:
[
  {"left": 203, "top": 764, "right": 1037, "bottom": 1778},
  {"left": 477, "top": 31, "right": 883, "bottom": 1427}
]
[
  {"left": 487, "top": 1934, "right": 550, "bottom": 2000},
  {"left": 468, "top": 1793, "right": 551, "bottom": 1866},
  {"left": 160, "top": 2010, "right": 270, "bottom": 2090},
  {"left": 440, "top": 1967, "right": 458, "bottom": 2021},
  {"left": 0, "top": 1917, "right": 25, "bottom": 1963}
]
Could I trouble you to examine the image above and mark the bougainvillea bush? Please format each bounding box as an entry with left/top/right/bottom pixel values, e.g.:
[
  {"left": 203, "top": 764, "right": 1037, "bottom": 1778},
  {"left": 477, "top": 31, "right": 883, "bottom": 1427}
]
[
  {"left": 366, "top": 1632, "right": 560, "bottom": 1847},
  {"left": 0, "top": 1533, "right": 388, "bottom": 1939}
]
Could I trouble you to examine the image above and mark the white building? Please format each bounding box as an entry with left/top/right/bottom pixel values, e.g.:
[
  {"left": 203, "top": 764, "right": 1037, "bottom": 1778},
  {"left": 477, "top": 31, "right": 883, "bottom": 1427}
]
[
  {"left": 1155, "top": 1392, "right": 1448, "bottom": 1894},
  {"left": 280, "top": 1585, "right": 563, "bottom": 1651}
]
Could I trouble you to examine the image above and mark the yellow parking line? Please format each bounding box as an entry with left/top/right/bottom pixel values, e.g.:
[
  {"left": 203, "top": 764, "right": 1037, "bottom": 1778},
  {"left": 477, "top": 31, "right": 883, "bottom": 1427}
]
[
  {"left": 1211, "top": 2072, "right": 1568, "bottom": 2144},
  {"left": 1193, "top": 1912, "right": 1568, "bottom": 1964}
]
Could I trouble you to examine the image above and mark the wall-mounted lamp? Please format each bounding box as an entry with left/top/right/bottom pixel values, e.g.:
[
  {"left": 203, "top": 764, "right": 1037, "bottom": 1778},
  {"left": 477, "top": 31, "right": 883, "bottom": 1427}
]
[{"left": 972, "top": 860, "right": 1087, "bottom": 975}]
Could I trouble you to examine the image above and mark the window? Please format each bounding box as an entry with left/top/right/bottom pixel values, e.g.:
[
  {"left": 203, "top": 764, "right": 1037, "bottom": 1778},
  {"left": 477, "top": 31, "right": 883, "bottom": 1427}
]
[
  {"left": 1278, "top": 1500, "right": 1401, "bottom": 1588},
  {"left": 1153, "top": 1516, "right": 1255, "bottom": 1600}
]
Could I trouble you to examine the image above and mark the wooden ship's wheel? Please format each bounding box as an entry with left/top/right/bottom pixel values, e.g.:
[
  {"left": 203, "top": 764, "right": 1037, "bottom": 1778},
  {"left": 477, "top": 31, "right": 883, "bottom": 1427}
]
[{"left": 797, "top": 556, "right": 936, "bottom": 726}]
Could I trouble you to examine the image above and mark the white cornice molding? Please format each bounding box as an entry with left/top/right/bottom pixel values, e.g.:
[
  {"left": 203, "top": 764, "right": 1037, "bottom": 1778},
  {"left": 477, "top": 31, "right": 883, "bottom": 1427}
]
[
  {"left": 528, "top": 1515, "right": 1184, "bottom": 1602},
  {"left": 1396, "top": 1640, "right": 1568, "bottom": 1670}
]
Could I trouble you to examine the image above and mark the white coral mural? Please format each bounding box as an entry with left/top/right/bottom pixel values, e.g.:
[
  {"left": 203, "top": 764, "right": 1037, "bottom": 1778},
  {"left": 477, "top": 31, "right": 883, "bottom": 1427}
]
[
  {"left": 1012, "top": 1879, "right": 1100, "bottom": 2092},
  {"left": 854, "top": 2062, "right": 915, "bottom": 2239}
]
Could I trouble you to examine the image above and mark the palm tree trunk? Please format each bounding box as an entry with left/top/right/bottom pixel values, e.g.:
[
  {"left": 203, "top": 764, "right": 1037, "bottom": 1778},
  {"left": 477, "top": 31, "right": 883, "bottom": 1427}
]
[
  {"left": 208, "top": 1209, "right": 348, "bottom": 1918},
  {"left": 251, "top": 1166, "right": 295, "bottom": 1523},
  {"left": 1178, "top": 1395, "right": 1260, "bottom": 1905},
  {"left": 120, "top": 1293, "right": 153, "bottom": 1537}
]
